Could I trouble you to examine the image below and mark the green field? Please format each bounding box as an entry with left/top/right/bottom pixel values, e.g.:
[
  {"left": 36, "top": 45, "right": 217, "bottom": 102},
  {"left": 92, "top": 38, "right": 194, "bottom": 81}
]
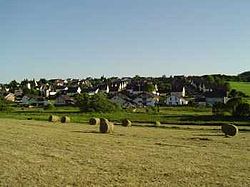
[
  {"left": 0, "top": 119, "right": 249, "bottom": 186},
  {"left": 1, "top": 106, "right": 249, "bottom": 126},
  {"left": 229, "top": 81, "right": 250, "bottom": 104},
  {"left": 229, "top": 81, "right": 250, "bottom": 96}
]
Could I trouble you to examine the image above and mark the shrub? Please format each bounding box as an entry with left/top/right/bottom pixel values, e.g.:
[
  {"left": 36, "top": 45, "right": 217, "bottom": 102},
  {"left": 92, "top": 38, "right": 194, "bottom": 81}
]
[
  {"left": 0, "top": 98, "right": 10, "bottom": 111},
  {"left": 146, "top": 106, "right": 159, "bottom": 113},
  {"left": 233, "top": 103, "right": 250, "bottom": 117},
  {"left": 76, "top": 93, "right": 121, "bottom": 113},
  {"left": 212, "top": 102, "right": 227, "bottom": 116},
  {"left": 226, "top": 97, "right": 242, "bottom": 114},
  {"left": 44, "top": 103, "right": 55, "bottom": 110}
]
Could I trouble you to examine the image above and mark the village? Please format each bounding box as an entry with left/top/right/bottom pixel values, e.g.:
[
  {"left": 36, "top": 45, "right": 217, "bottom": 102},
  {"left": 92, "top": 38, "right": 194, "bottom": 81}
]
[{"left": 1, "top": 75, "right": 231, "bottom": 109}]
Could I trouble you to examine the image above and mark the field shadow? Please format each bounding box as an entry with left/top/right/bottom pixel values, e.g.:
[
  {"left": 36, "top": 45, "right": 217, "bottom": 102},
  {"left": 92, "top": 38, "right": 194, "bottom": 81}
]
[
  {"left": 189, "top": 137, "right": 213, "bottom": 141},
  {"left": 155, "top": 142, "right": 191, "bottom": 148},
  {"left": 180, "top": 115, "right": 250, "bottom": 123},
  {"left": 71, "top": 130, "right": 99, "bottom": 134},
  {"left": 195, "top": 133, "right": 224, "bottom": 137}
]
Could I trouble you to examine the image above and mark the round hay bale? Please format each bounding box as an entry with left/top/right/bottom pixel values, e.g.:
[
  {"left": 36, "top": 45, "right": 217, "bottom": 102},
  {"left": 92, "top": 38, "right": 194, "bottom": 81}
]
[
  {"left": 122, "top": 119, "right": 132, "bottom": 127},
  {"left": 89, "top": 118, "right": 100, "bottom": 125},
  {"left": 221, "top": 124, "right": 238, "bottom": 136},
  {"left": 48, "top": 115, "right": 60, "bottom": 122},
  {"left": 61, "top": 116, "right": 70, "bottom": 123},
  {"left": 155, "top": 121, "right": 161, "bottom": 127},
  {"left": 99, "top": 118, "right": 114, "bottom": 133}
]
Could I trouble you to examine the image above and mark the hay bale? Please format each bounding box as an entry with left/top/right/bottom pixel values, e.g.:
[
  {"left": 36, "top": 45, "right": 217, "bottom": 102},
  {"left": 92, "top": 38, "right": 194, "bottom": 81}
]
[
  {"left": 89, "top": 118, "right": 100, "bottom": 125},
  {"left": 48, "top": 115, "right": 60, "bottom": 122},
  {"left": 61, "top": 116, "right": 70, "bottom": 123},
  {"left": 99, "top": 118, "right": 114, "bottom": 133},
  {"left": 155, "top": 121, "right": 161, "bottom": 127},
  {"left": 122, "top": 119, "right": 132, "bottom": 127},
  {"left": 109, "top": 122, "right": 114, "bottom": 132},
  {"left": 221, "top": 124, "right": 238, "bottom": 136}
]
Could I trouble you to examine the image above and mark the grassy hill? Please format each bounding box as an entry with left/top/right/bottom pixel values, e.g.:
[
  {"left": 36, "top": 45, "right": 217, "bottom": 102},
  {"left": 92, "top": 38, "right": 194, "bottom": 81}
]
[
  {"left": 0, "top": 119, "right": 249, "bottom": 186},
  {"left": 229, "top": 81, "right": 250, "bottom": 104},
  {"left": 229, "top": 81, "right": 250, "bottom": 96}
]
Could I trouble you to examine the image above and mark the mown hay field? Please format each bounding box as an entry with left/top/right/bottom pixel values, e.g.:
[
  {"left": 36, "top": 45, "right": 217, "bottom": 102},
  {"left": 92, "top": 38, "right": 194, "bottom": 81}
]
[{"left": 0, "top": 119, "right": 249, "bottom": 186}]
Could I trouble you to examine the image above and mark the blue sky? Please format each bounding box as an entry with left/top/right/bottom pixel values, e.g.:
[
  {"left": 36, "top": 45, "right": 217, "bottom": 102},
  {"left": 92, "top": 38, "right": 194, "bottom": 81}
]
[{"left": 0, "top": 0, "right": 250, "bottom": 82}]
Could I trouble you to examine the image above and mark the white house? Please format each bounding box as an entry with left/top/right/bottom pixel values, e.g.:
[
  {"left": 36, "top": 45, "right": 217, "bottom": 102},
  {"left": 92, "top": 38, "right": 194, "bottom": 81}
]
[
  {"left": 171, "top": 87, "right": 185, "bottom": 97},
  {"left": 98, "top": 84, "right": 109, "bottom": 94},
  {"left": 204, "top": 91, "right": 229, "bottom": 106},
  {"left": 165, "top": 95, "right": 188, "bottom": 106},
  {"left": 88, "top": 88, "right": 99, "bottom": 95},
  {"left": 55, "top": 95, "right": 75, "bottom": 106},
  {"left": 133, "top": 93, "right": 159, "bottom": 107},
  {"left": 20, "top": 96, "right": 49, "bottom": 107},
  {"left": 66, "top": 87, "right": 81, "bottom": 96}
]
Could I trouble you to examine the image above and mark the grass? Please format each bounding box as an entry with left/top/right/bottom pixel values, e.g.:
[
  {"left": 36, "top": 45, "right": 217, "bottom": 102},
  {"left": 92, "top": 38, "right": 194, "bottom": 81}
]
[
  {"left": 229, "top": 81, "right": 250, "bottom": 96},
  {"left": 1, "top": 106, "right": 249, "bottom": 126},
  {"left": 229, "top": 81, "right": 250, "bottom": 104},
  {"left": 0, "top": 118, "right": 249, "bottom": 186}
]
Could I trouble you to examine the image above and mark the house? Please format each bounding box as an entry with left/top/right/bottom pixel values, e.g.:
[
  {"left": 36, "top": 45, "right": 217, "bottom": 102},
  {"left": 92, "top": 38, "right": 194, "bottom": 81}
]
[
  {"left": 4, "top": 93, "right": 15, "bottom": 102},
  {"left": 109, "top": 80, "right": 128, "bottom": 94},
  {"left": 49, "top": 91, "right": 57, "bottom": 99},
  {"left": 14, "top": 88, "right": 23, "bottom": 97},
  {"left": 98, "top": 84, "right": 109, "bottom": 94},
  {"left": 170, "top": 86, "right": 185, "bottom": 98},
  {"left": 54, "top": 95, "right": 75, "bottom": 106},
  {"left": 198, "top": 84, "right": 212, "bottom": 93},
  {"left": 110, "top": 93, "right": 135, "bottom": 108},
  {"left": 204, "top": 91, "right": 229, "bottom": 106},
  {"left": 133, "top": 93, "right": 159, "bottom": 106},
  {"left": 87, "top": 87, "right": 99, "bottom": 95},
  {"left": 55, "top": 86, "right": 67, "bottom": 93},
  {"left": 126, "top": 81, "right": 146, "bottom": 94},
  {"left": 165, "top": 95, "right": 188, "bottom": 106},
  {"left": 39, "top": 84, "right": 50, "bottom": 97},
  {"left": 65, "top": 86, "right": 81, "bottom": 96},
  {"left": 20, "top": 96, "right": 30, "bottom": 106},
  {"left": 20, "top": 96, "right": 49, "bottom": 107},
  {"left": 126, "top": 81, "right": 159, "bottom": 95},
  {"left": 49, "top": 79, "right": 65, "bottom": 86},
  {"left": 195, "top": 97, "right": 207, "bottom": 106}
]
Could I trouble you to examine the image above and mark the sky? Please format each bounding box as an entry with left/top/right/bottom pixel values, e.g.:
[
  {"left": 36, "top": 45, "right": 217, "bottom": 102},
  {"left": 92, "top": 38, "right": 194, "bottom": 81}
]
[{"left": 0, "top": 0, "right": 250, "bottom": 83}]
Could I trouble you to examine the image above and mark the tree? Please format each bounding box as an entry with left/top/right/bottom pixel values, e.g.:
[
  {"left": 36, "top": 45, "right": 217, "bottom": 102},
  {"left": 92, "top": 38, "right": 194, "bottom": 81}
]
[
  {"left": 224, "top": 82, "right": 231, "bottom": 91},
  {"left": 238, "top": 71, "right": 250, "bottom": 82},
  {"left": 22, "top": 87, "right": 39, "bottom": 96},
  {"left": 39, "top": 78, "right": 48, "bottom": 84},
  {"left": 205, "top": 75, "right": 215, "bottom": 85},
  {"left": 225, "top": 97, "right": 242, "bottom": 114},
  {"left": 0, "top": 98, "right": 9, "bottom": 111},
  {"left": 9, "top": 80, "right": 19, "bottom": 92},
  {"left": 228, "top": 89, "right": 238, "bottom": 98},
  {"left": 212, "top": 102, "right": 227, "bottom": 116},
  {"left": 157, "top": 82, "right": 171, "bottom": 93},
  {"left": 75, "top": 93, "right": 91, "bottom": 112},
  {"left": 233, "top": 103, "right": 250, "bottom": 117},
  {"left": 145, "top": 84, "right": 155, "bottom": 93},
  {"left": 75, "top": 93, "right": 121, "bottom": 112}
]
